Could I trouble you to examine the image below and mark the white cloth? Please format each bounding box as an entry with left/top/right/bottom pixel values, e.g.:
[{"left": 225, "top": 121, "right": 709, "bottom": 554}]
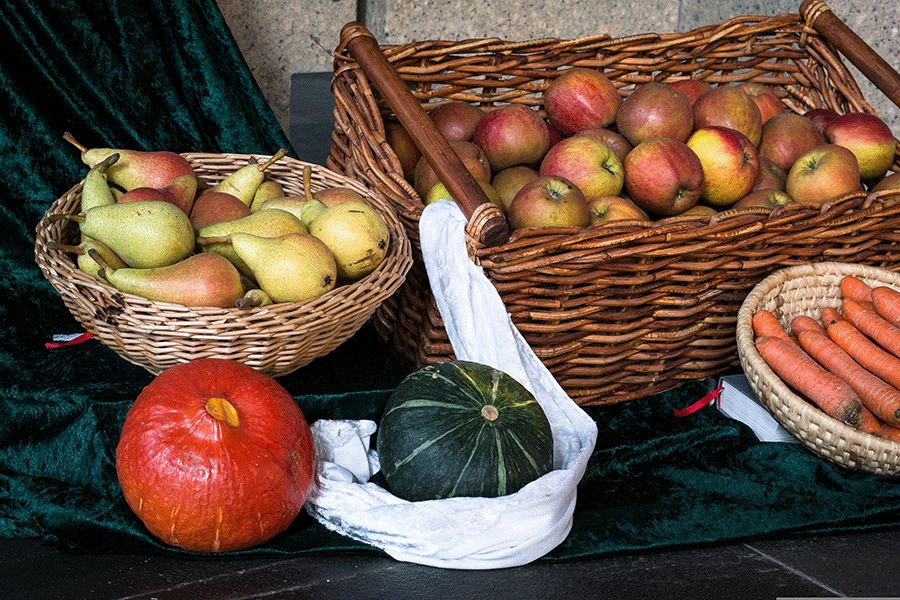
[{"left": 304, "top": 200, "right": 598, "bottom": 569}]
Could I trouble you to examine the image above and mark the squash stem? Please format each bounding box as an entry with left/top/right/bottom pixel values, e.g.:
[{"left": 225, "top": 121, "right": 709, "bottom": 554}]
[
  {"left": 481, "top": 405, "right": 499, "bottom": 421},
  {"left": 205, "top": 397, "right": 240, "bottom": 427}
]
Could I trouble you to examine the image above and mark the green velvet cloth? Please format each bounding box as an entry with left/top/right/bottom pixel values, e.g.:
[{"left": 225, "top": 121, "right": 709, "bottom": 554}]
[{"left": 2, "top": 0, "right": 900, "bottom": 564}]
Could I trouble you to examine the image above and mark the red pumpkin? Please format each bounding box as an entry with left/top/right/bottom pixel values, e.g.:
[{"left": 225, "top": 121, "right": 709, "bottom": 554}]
[{"left": 115, "top": 358, "right": 317, "bottom": 552}]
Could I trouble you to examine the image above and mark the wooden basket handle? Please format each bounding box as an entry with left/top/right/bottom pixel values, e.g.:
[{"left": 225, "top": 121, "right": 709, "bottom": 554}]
[
  {"left": 801, "top": 0, "right": 900, "bottom": 110},
  {"left": 339, "top": 22, "right": 510, "bottom": 247}
]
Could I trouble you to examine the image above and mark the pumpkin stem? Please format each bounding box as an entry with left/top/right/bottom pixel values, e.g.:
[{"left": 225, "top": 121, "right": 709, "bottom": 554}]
[
  {"left": 481, "top": 405, "right": 499, "bottom": 421},
  {"left": 205, "top": 397, "right": 240, "bottom": 427}
]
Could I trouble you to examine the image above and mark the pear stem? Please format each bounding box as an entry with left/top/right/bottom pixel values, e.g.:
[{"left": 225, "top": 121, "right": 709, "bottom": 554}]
[
  {"left": 303, "top": 165, "right": 313, "bottom": 201},
  {"left": 258, "top": 148, "right": 287, "bottom": 172},
  {"left": 63, "top": 131, "right": 87, "bottom": 153},
  {"left": 86, "top": 247, "right": 114, "bottom": 280}
]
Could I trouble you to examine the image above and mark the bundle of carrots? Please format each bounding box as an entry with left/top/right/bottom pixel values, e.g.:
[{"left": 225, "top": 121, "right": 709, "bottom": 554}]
[{"left": 752, "top": 276, "right": 900, "bottom": 444}]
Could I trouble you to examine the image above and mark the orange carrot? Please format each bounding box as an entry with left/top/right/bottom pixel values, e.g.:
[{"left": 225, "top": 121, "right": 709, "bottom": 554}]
[
  {"left": 821, "top": 306, "right": 844, "bottom": 326},
  {"left": 859, "top": 407, "right": 900, "bottom": 443},
  {"left": 840, "top": 275, "right": 873, "bottom": 304},
  {"left": 872, "top": 285, "right": 900, "bottom": 328},
  {"left": 752, "top": 309, "right": 793, "bottom": 343},
  {"left": 755, "top": 335, "right": 862, "bottom": 426},
  {"left": 842, "top": 298, "right": 900, "bottom": 360},
  {"left": 796, "top": 328, "right": 900, "bottom": 425},
  {"left": 824, "top": 314, "right": 900, "bottom": 392},
  {"left": 790, "top": 314, "right": 827, "bottom": 336}
]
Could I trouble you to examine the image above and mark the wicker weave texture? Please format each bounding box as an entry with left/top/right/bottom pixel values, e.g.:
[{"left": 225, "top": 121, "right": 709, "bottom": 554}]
[
  {"left": 34, "top": 153, "right": 413, "bottom": 378},
  {"left": 328, "top": 10, "right": 900, "bottom": 405},
  {"left": 737, "top": 261, "right": 900, "bottom": 475}
]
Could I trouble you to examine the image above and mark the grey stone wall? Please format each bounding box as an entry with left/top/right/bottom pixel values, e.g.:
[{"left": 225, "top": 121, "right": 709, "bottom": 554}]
[{"left": 214, "top": 0, "right": 899, "bottom": 140}]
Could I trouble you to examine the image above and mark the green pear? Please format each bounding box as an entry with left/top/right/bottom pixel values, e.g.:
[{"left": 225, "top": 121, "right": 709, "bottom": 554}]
[
  {"left": 48, "top": 200, "right": 195, "bottom": 268},
  {"left": 48, "top": 236, "right": 128, "bottom": 282},
  {"left": 207, "top": 149, "right": 287, "bottom": 207},
  {"left": 249, "top": 179, "right": 285, "bottom": 212},
  {"left": 64, "top": 132, "right": 195, "bottom": 191},
  {"left": 92, "top": 251, "right": 245, "bottom": 308},
  {"left": 117, "top": 173, "right": 197, "bottom": 216},
  {"left": 256, "top": 196, "right": 308, "bottom": 221},
  {"left": 195, "top": 208, "right": 307, "bottom": 275},
  {"left": 300, "top": 198, "right": 328, "bottom": 229},
  {"left": 80, "top": 153, "right": 120, "bottom": 212},
  {"left": 229, "top": 232, "right": 337, "bottom": 303},
  {"left": 236, "top": 287, "right": 273, "bottom": 309},
  {"left": 306, "top": 199, "right": 391, "bottom": 282}
]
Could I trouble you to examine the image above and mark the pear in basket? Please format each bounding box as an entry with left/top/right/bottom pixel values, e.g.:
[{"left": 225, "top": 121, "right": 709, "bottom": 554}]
[
  {"left": 228, "top": 232, "right": 337, "bottom": 303},
  {"left": 300, "top": 198, "right": 390, "bottom": 283},
  {"left": 48, "top": 200, "right": 195, "bottom": 269},
  {"left": 63, "top": 132, "right": 195, "bottom": 192},
  {"left": 195, "top": 208, "right": 307, "bottom": 276},
  {"left": 91, "top": 251, "right": 245, "bottom": 308},
  {"left": 249, "top": 179, "right": 285, "bottom": 212},
  {"left": 205, "top": 149, "right": 287, "bottom": 207}
]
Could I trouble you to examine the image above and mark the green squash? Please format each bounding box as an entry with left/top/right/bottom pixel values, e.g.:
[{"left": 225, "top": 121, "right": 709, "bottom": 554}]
[{"left": 377, "top": 360, "right": 554, "bottom": 502}]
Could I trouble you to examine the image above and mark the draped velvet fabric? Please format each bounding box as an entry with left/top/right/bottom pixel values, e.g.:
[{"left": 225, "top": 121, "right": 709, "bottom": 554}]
[{"left": 2, "top": 0, "right": 900, "bottom": 563}]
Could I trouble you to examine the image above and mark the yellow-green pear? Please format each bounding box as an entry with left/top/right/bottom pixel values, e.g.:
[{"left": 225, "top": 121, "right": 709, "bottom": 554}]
[
  {"left": 63, "top": 132, "right": 195, "bottom": 191},
  {"left": 195, "top": 208, "right": 307, "bottom": 275},
  {"left": 229, "top": 232, "right": 337, "bottom": 303},
  {"left": 80, "top": 153, "right": 120, "bottom": 212},
  {"left": 92, "top": 251, "right": 245, "bottom": 308},
  {"left": 249, "top": 179, "right": 286, "bottom": 212},
  {"left": 236, "top": 287, "right": 273, "bottom": 309},
  {"left": 48, "top": 200, "right": 195, "bottom": 268},
  {"left": 299, "top": 198, "right": 328, "bottom": 229},
  {"left": 257, "top": 196, "right": 308, "bottom": 221},
  {"left": 206, "top": 149, "right": 287, "bottom": 207},
  {"left": 306, "top": 200, "right": 391, "bottom": 282}
]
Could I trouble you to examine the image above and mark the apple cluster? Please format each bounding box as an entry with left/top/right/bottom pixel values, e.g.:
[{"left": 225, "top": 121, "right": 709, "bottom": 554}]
[{"left": 386, "top": 68, "right": 900, "bottom": 229}]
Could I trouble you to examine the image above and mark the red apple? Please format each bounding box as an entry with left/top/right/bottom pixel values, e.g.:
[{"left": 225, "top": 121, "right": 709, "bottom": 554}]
[
  {"left": 752, "top": 156, "right": 788, "bottom": 192},
  {"left": 384, "top": 120, "right": 421, "bottom": 182},
  {"left": 492, "top": 165, "right": 540, "bottom": 214},
  {"left": 543, "top": 67, "right": 621, "bottom": 135},
  {"left": 824, "top": 112, "right": 897, "bottom": 181},
  {"left": 666, "top": 79, "right": 712, "bottom": 105},
  {"left": 572, "top": 127, "right": 633, "bottom": 164},
  {"left": 622, "top": 137, "right": 705, "bottom": 215},
  {"left": 546, "top": 121, "right": 565, "bottom": 149},
  {"left": 736, "top": 82, "right": 786, "bottom": 123},
  {"left": 616, "top": 81, "right": 694, "bottom": 145},
  {"left": 539, "top": 135, "right": 625, "bottom": 201},
  {"left": 189, "top": 191, "right": 252, "bottom": 232},
  {"left": 472, "top": 104, "right": 550, "bottom": 171},
  {"left": 587, "top": 195, "right": 649, "bottom": 224},
  {"left": 686, "top": 126, "right": 760, "bottom": 208},
  {"left": 428, "top": 101, "right": 486, "bottom": 142},
  {"left": 693, "top": 85, "right": 764, "bottom": 146},
  {"left": 758, "top": 113, "right": 825, "bottom": 173},
  {"left": 732, "top": 189, "right": 794, "bottom": 210},
  {"left": 678, "top": 204, "right": 719, "bottom": 217},
  {"left": 413, "top": 140, "right": 492, "bottom": 198},
  {"left": 507, "top": 175, "right": 592, "bottom": 229},
  {"left": 804, "top": 108, "right": 840, "bottom": 133},
  {"left": 786, "top": 144, "right": 861, "bottom": 204}
]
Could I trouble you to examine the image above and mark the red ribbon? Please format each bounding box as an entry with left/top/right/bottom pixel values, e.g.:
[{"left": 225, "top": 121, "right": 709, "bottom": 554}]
[
  {"left": 672, "top": 384, "right": 723, "bottom": 417},
  {"left": 45, "top": 333, "right": 94, "bottom": 349}
]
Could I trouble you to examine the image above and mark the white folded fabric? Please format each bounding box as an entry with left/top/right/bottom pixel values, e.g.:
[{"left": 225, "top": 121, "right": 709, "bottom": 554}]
[{"left": 305, "top": 200, "right": 598, "bottom": 569}]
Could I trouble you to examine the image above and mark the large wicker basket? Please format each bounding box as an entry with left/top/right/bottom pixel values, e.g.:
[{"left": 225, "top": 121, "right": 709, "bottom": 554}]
[
  {"left": 34, "top": 153, "right": 413, "bottom": 378},
  {"left": 327, "top": 2, "right": 900, "bottom": 405},
  {"left": 737, "top": 261, "right": 900, "bottom": 475}
]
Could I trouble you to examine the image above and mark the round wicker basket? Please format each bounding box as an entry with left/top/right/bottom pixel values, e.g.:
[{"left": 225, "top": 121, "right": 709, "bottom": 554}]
[
  {"left": 737, "top": 261, "right": 900, "bottom": 475},
  {"left": 34, "top": 152, "right": 413, "bottom": 378}
]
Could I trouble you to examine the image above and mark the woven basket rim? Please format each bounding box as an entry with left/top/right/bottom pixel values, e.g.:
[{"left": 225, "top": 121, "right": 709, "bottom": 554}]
[
  {"left": 34, "top": 153, "right": 413, "bottom": 377},
  {"left": 737, "top": 261, "right": 900, "bottom": 474}
]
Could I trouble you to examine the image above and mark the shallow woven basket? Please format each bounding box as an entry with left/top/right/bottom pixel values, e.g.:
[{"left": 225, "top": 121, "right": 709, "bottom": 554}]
[
  {"left": 34, "top": 153, "right": 413, "bottom": 378},
  {"left": 326, "top": 3, "right": 900, "bottom": 406},
  {"left": 737, "top": 261, "right": 900, "bottom": 475}
]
